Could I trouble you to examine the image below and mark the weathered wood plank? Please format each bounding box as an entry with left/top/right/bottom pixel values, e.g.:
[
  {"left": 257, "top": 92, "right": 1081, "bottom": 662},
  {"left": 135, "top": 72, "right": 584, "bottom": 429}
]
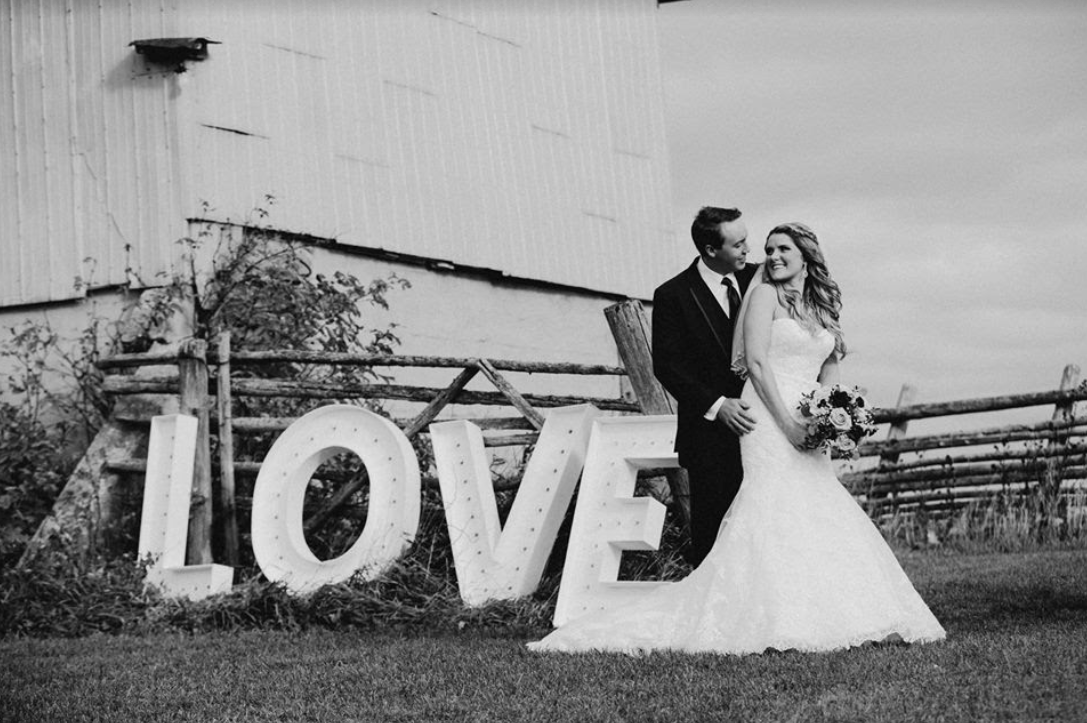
[
  {"left": 459, "top": 416, "right": 540, "bottom": 431},
  {"left": 476, "top": 359, "right": 545, "bottom": 430},
  {"left": 855, "top": 418, "right": 1087, "bottom": 457},
  {"left": 1042, "top": 364, "right": 1081, "bottom": 503},
  {"left": 869, "top": 384, "right": 916, "bottom": 503},
  {"left": 848, "top": 457, "right": 1079, "bottom": 488},
  {"left": 858, "top": 442, "right": 1087, "bottom": 474},
  {"left": 846, "top": 462, "right": 1087, "bottom": 495},
  {"left": 96, "top": 350, "right": 181, "bottom": 369},
  {"left": 20, "top": 420, "right": 149, "bottom": 566},
  {"left": 105, "top": 376, "right": 638, "bottom": 410},
  {"left": 103, "top": 375, "right": 179, "bottom": 395},
  {"left": 178, "top": 339, "right": 213, "bottom": 566},
  {"left": 863, "top": 483, "right": 1087, "bottom": 511},
  {"left": 604, "top": 300, "right": 674, "bottom": 414},
  {"left": 870, "top": 386, "right": 1087, "bottom": 424},
  {"left": 878, "top": 384, "right": 916, "bottom": 467},
  {"left": 99, "top": 350, "right": 626, "bottom": 374},
  {"left": 228, "top": 351, "right": 626, "bottom": 375},
  {"left": 215, "top": 332, "right": 239, "bottom": 566},
  {"left": 227, "top": 378, "right": 640, "bottom": 411},
  {"left": 402, "top": 366, "right": 479, "bottom": 438},
  {"left": 228, "top": 414, "right": 539, "bottom": 434},
  {"left": 482, "top": 433, "right": 540, "bottom": 447}
]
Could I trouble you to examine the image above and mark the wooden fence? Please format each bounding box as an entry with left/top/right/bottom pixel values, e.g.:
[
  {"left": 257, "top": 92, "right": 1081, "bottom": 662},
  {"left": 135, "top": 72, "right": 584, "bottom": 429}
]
[
  {"left": 841, "top": 363, "right": 1087, "bottom": 517},
  {"left": 91, "top": 300, "right": 1087, "bottom": 566},
  {"left": 98, "top": 334, "right": 638, "bottom": 566}
]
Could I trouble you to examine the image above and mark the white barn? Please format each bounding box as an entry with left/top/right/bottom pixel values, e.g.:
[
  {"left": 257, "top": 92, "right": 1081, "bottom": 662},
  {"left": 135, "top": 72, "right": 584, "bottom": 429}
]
[{"left": 1, "top": 0, "right": 680, "bottom": 394}]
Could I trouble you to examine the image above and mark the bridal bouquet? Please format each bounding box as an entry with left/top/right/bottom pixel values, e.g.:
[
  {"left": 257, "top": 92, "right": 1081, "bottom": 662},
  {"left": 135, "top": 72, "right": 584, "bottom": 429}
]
[{"left": 797, "top": 384, "right": 877, "bottom": 458}]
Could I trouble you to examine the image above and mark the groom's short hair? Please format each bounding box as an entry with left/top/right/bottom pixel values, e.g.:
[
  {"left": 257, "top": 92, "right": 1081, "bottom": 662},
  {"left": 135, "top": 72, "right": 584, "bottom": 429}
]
[{"left": 691, "top": 207, "right": 742, "bottom": 253}]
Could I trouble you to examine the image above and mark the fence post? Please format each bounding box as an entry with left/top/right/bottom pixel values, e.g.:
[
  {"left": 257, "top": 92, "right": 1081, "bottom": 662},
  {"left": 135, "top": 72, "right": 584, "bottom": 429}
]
[
  {"left": 604, "top": 300, "right": 690, "bottom": 530},
  {"left": 604, "top": 300, "right": 675, "bottom": 414},
  {"left": 870, "top": 383, "right": 917, "bottom": 507},
  {"left": 1042, "top": 364, "right": 1081, "bottom": 509},
  {"left": 178, "top": 338, "right": 213, "bottom": 565},
  {"left": 216, "top": 332, "right": 239, "bottom": 566},
  {"left": 879, "top": 384, "right": 917, "bottom": 467}
]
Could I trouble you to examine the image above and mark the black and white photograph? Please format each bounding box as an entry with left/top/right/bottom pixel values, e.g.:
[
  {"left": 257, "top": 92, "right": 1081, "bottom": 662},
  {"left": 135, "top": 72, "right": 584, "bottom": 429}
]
[{"left": 2, "top": 1, "right": 1085, "bottom": 721}]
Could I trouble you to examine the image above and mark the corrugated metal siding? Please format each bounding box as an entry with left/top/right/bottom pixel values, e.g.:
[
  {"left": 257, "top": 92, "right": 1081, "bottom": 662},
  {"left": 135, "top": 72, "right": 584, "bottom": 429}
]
[
  {"left": 0, "top": 0, "right": 188, "bottom": 305},
  {"left": 178, "top": 0, "right": 674, "bottom": 298},
  {"left": 1, "top": 0, "right": 81, "bottom": 305},
  {"left": 2, "top": 0, "right": 675, "bottom": 306}
]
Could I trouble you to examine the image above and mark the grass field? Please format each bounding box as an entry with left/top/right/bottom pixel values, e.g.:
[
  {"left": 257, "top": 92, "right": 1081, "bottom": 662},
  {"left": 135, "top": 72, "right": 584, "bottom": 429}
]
[{"left": 3, "top": 548, "right": 1087, "bottom": 722}]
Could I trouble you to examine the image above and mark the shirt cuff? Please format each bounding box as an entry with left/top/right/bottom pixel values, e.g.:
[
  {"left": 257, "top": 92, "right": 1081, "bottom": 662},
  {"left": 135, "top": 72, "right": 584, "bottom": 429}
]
[{"left": 704, "top": 396, "right": 726, "bottom": 421}]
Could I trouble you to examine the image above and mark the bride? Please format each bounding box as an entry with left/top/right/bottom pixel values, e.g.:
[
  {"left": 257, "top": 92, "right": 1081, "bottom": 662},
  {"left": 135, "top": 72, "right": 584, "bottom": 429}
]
[{"left": 529, "top": 223, "right": 946, "bottom": 655}]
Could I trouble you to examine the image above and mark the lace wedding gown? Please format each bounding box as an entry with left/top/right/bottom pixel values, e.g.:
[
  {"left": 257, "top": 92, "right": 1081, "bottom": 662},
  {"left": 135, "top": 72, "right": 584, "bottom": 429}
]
[{"left": 529, "top": 318, "right": 946, "bottom": 655}]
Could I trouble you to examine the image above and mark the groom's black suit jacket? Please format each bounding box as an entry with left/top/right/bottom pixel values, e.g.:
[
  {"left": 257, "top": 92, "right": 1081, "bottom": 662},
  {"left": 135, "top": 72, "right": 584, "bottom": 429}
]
[
  {"left": 652, "top": 259, "right": 760, "bottom": 465},
  {"left": 651, "top": 259, "right": 761, "bottom": 563}
]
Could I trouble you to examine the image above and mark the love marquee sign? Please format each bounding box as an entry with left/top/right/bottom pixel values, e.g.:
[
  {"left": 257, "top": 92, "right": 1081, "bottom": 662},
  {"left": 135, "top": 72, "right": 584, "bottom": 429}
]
[{"left": 138, "top": 404, "right": 679, "bottom": 626}]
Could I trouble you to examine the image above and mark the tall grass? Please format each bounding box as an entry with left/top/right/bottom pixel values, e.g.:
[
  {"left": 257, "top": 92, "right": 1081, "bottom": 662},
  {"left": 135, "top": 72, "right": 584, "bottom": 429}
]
[
  {"left": 0, "top": 495, "right": 561, "bottom": 638},
  {"left": 877, "top": 486, "right": 1087, "bottom": 552}
]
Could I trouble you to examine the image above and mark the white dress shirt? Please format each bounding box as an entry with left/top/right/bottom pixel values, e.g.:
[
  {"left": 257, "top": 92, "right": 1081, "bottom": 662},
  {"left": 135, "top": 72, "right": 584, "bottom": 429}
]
[
  {"left": 697, "top": 258, "right": 740, "bottom": 420},
  {"left": 697, "top": 258, "right": 739, "bottom": 318}
]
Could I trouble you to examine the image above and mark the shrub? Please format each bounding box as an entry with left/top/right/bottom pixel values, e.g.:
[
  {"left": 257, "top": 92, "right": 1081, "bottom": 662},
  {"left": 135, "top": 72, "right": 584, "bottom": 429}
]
[
  {"left": 0, "top": 198, "right": 412, "bottom": 569},
  {"left": 0, "top": 401, "right": 69, "bottom": 568},
  {"left": 0, "top": 316, "right": 113, "bottom": 568}
]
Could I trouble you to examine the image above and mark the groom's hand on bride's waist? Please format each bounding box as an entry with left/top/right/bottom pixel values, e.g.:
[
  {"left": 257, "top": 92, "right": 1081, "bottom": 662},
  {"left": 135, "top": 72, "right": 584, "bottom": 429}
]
[{"left": 716, "top": 399, "right": 756, "bottom": 435}]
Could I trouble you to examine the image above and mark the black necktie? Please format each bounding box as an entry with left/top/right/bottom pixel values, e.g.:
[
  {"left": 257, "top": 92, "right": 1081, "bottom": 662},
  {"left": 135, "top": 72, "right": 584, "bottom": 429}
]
[{"left": 722, "top": 277, "right": 740, "bottom": 320}]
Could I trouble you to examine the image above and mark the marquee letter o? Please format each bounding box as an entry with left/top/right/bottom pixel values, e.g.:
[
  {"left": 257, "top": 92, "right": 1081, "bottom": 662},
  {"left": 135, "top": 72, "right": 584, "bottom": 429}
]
[{"left": 251, "top": 405, "right": 420, "bottom": 594}]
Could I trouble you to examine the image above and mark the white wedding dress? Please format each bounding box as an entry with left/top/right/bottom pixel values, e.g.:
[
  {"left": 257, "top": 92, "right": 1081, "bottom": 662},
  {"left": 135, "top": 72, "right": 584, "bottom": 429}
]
[{"left": 529, "top": 318, "right": 946, "bottom": 655}]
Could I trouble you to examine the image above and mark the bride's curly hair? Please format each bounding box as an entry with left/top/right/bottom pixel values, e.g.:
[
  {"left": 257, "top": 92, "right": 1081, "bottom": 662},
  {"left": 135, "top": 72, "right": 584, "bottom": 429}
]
[{"left": 764, "top": 222, "right": 847, "bottom": 359}]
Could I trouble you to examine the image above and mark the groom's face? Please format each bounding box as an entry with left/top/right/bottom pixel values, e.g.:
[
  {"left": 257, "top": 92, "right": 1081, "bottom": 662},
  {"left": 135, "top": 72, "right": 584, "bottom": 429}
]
[{"left": 704, "top": 220, "right": 749, "bottom": 275}]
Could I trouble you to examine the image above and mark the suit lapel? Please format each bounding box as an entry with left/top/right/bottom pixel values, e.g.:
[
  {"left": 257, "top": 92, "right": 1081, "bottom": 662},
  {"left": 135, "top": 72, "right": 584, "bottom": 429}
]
[{"left": 684, "top": 262, "right": 732, "bottom": 359}]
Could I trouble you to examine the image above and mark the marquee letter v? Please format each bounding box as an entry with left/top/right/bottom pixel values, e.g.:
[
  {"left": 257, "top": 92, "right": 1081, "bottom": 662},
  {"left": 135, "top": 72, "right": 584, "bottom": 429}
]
[{"left": 430, "top": 405, "right": 600, "bottom": 606}]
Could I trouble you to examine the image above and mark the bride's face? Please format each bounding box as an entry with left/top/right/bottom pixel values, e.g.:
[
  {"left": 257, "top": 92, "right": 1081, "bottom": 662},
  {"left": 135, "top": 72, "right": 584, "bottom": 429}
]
[{"left": 765, "top": 233, "right": 806, "bottom": 285}]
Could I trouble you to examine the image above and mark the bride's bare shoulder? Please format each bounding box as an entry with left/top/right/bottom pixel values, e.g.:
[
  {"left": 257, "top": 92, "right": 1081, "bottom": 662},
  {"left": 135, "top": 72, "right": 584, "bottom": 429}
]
[
  {"left": 742, "top": 284, "right": 780, "bottom": 323},
  {"left": 748, "top": 283, "right": 776, "bottom": 302},
  {"left": 747, "top": 283, "right": 792, "bottom": 321},
  {"left": 747, "top": 283, "right": 780, "bottom": 310}
]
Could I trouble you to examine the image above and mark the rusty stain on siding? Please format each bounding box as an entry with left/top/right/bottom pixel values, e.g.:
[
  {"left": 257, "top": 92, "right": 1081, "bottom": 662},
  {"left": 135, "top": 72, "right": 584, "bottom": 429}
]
[
  {"left": 530, "top": 124, "right": 570, "bottom": 139},
  {"left": 382, "top": 79, "right": 437, "bottom": 98},
  {"left": 476, "top": 31, "right": 521, "bottom": 48},
  {"left": 200, "top": 124, "right": 270, "bottom": 140},
  {"left": 261, "top": 44, "right": 326, "bottom": 60},
  {"left": 334, "top": 153, "right": 389, "bottom": 168},
  {"left": 428, "top": 11, "right": 477, "bottom": 30}
]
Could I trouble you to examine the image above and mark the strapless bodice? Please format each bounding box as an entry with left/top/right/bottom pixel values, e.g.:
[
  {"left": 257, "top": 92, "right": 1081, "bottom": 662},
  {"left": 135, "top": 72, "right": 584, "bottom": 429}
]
[{"left": 766, "top": 317, "right": 835, "bottom": 383}]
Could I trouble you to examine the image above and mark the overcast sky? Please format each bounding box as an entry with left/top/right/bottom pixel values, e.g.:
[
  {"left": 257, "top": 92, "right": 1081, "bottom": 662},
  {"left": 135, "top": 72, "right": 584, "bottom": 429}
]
[{"left": 657, "top": 1, "right": 1087, "bottom": 423}]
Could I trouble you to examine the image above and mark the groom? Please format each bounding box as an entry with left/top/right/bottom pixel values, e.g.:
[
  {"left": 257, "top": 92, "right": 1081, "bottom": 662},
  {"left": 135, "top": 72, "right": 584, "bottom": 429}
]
[{"left": 652, "top": 206, "right": 760, "bottom": 567}]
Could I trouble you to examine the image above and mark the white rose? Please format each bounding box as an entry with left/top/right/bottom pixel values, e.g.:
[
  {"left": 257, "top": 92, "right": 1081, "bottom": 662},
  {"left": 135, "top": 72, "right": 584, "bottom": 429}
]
[
  {"left": 836, "top": 436, "right": 857, "bottom": 454},
  {"left": 828, "top": 407, "right": 852, "bottom": 431}
]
